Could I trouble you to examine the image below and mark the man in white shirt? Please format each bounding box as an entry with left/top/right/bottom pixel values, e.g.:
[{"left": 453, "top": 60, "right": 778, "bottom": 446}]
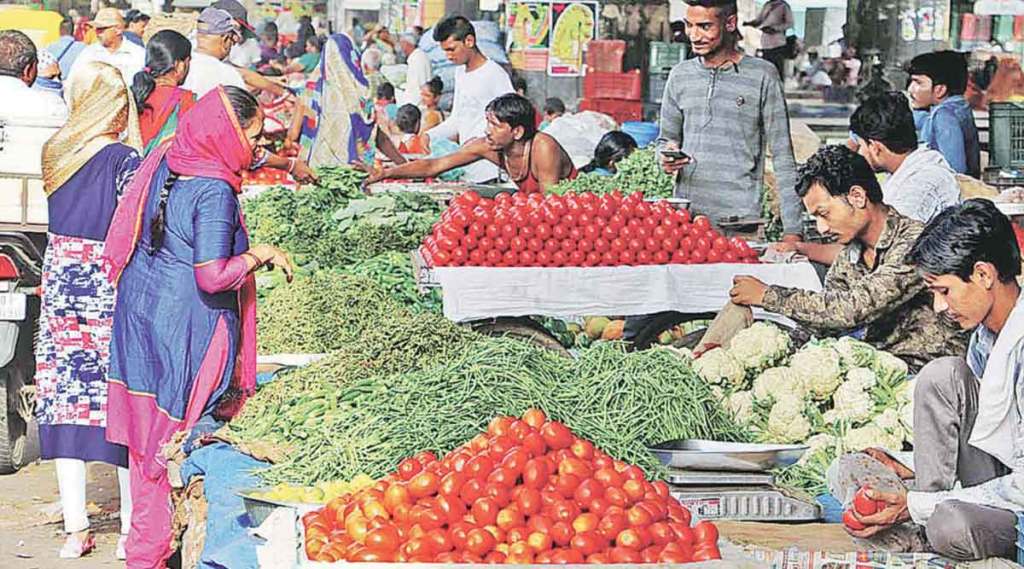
[
  {"left": 834, "top": 199, "right": 1023, "bottom": 562},
  {"left": 426, "top": 16, "right": 513, "bottom": 183},
  {"left": 398, "top": 31, "right": 432, "bottom": 106},
  {"left": 182, "top": 7, "right": 247, "bottom": 97},
  {"left": 68, "top": 7, "right": 144, "bottom": 87},
  {"left": 0, "top": 29, "right": 67, "bottom": 124},
  {"left": 850, "top": 93, "right": 960, "bottom": 224},
  {"left": 743, "top": 0, "right": 793, "bottom": 79}
]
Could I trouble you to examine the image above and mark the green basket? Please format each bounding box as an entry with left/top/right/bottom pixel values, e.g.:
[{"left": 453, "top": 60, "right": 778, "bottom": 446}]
[
  {"left": 649, "top": 42, "right": 686, "bottom": 72},
  {"left": 990, "top": 102, "right": 1024, "bottom": 169}
]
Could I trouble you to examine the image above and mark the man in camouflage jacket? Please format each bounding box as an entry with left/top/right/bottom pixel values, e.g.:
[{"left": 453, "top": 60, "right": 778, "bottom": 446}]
[{"left": 729, "top": 145, "right": 967, "bottom": 372}]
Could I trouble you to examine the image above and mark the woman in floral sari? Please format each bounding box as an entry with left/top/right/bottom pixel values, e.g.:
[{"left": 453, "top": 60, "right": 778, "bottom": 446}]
[
  {"left": 103, "top": 86, "right": 293, "bottom": 568},
  {"left": 37, "top": 61, "right": 141, "bottom": 560},
  {"left": 131, "top": 30, "right": 195, "bottom": 154}
]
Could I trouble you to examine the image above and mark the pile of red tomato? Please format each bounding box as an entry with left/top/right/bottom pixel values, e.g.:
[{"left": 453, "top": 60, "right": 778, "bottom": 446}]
[
  {"left": 302, "top": 409, "right": 722, "bottom": 564},
  {"left": 421, "top": 190, "right": 759, "bottom": 268}
]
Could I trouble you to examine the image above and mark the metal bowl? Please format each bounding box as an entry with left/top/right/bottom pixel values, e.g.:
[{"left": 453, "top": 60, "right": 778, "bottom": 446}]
[{"left": 650, "top": 439, "right": 808, "bottom": 472}]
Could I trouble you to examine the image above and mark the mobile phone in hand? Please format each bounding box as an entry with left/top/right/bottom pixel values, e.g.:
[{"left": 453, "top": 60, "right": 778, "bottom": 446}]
[{"left": 662, "top": 149, "right": 691, "bottom": 161}]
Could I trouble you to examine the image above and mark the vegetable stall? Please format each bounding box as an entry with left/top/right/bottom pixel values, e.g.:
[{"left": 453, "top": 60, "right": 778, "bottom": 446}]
[{"left": 159, "top": 163, "right": 935, "bottom": 568}]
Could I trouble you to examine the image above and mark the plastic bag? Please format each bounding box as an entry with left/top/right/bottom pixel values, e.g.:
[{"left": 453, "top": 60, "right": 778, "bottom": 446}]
[{"left": 543, "top": 112, "right": 618, "bottom": 169}]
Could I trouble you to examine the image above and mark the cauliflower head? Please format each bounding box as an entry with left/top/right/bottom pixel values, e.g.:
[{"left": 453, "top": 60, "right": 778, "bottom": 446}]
[
  {"left": 765, "top": 393, "right": 812, "bottom": 443},
  {"left": 798, "top": 433, "right": 838, "bottom": 465},
  {"left": 790, "top": 345, "right": 843, "bottom": 400},
  {"left": 753, "top": 366, "right": 803, "bottom": 401},
  {"left": 842, "top": 423, "right": 903, "bottom": 452},
  {"left": 728, "top": 322, "right": 792, "bottom": 372},
  {"left": 845, "top": 367, "right": 878, "bottom": 390},
  {"left": 874, "top": 407, "right": 902, "bottom": 434},
  {"left": 825, "top": 380, "right": 875, "bottom": 425},
  {"left": 693, "top": 347, "right": 746, "bottom": 388},
  {"left": 833, "top": 337, "right": 878, "bottom": 369},
  {"left": 726, "top": 390, "right": 756, "bottom": 425},
  {"left": 874, "top": 351, "right": 910, "bottom": 386},
  {"left": 899, "top": 402, "right": 914, "bottom": 444}
]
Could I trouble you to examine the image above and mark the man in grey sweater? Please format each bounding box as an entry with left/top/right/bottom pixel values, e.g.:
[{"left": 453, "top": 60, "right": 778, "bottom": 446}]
[{"left": 658, "top": 0, "right": 803, "bottom": 244}]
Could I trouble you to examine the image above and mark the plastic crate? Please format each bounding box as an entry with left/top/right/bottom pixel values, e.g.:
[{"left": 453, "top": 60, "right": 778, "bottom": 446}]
[
  {"left": 582, "top": 70, "right": 643, "bottom": 101},
  {"left": 578, "top": 98, "right": 644, "bottom": 124},
  {"left": 585, "top": 40, "right": 626, "bottom": 73},
  {"left": 650, "top": 41, "right": 686, "bottom": 72},
  {"left": 991, "top": 102, "right": 1024, "bottom": 169},
  {"left": 647, "top": 70, "right": 670, "bottom": 104}
]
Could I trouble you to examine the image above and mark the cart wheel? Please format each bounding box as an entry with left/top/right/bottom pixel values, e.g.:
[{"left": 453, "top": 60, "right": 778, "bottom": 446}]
[
  {"left": 629, "top": 311, "right": 717, "bottom": 351},
  {"left": 471, "top": 317, "right": 572, "bottom": 357}
]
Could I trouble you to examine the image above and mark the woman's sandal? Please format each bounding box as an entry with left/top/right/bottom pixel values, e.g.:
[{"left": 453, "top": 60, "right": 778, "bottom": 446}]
[{"left": 58, "top": 532, "right": 95, "bottom": 559}]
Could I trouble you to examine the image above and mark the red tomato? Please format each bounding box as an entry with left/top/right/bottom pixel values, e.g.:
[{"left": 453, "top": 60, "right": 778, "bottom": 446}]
[
  {"left": 693, "top": 544, "right": 721, "bottom": 561},
  {"left": 616, "top": 528, "right": 644, "bottom": 551},
  {"left": 573, "top": 478, "right": 604, "bottom": 505},
  {"left": 365, "top": 525, "right": 401, "bottom": 553},
  {"left": 627, "top": 238, "right": 643, "bottom": 252},
  {"left": 540, "top": 422, "right": 574, "bottom": 450},
  {"left": 472, "top": 497, "right": 500, "bottom": 526},
  {"left": 693, "top": 215, "right": 711, "bottom": 233},
  {"left": 465, "top": 528, "right": 496, "bottom": 556},
  {"left": 598, "top": 511, "right": 628, "bottom": 541},
  {"left": 605, "top": 487, "right": 629, "bottom": 508},
  {"left": 569, "top": 250, "right": 586, "bottom": 266},
  {"left": 460, "top": 478, "right": 485, "bottom": 504},
  {"left": 518, "top": 250, "right": 536, "bottom": 266},
  {"left": 522, "top": 458, "right": 550, "bottom": 489},
  {"left": 409, "top": 471, "right": 440, "bottom": 499},
  {"left": 570, "top": 531, "right": 604, "bottom": 556},
  {"left": 853, "top": 487, "right": 882, "bottom": 516},
  {"left": 618, "top": 250, "right": 635, "bottom": 266},
  {"left": 594, "top": 467, "right": 623, "bottom": 488},
  {"left": 544, "top": 239, "right": 560, "bottom": 254},
  {"left": 689, "top": 248, "right": 707, "bottom": 264},
  {"left": 550, "top": 521, "right": 574, "bottom": 546},
  {"left": 843, "top": 509, "right": 866, "bottom": 530},
  {"left": 593, "top": 238, "right": 610, "bottom": 253},
  {"left": 707, "top": 249, "right": 723, "bottom": 263},
  {"left": 555, "top": 473, "right": 581, "bottom": 498},
  {"left": 694, "top": 520, "right": 719, "bottom": 545},
  {"left": 398, "top": 457, "right": 422, "bottom": 481},
  {"left": 654, "top": 250, "right": 671, "bottom": 264},
  {"left": 601, "top": 251, "right": 618, "bottom": 266},
  {"left": 601, "top": 225, "right": 618, "bottom": 241}
]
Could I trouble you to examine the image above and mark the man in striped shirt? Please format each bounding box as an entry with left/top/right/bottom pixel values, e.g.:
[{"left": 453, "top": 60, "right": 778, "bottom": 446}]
[{"left": 657, "top": 0, "right": 802, "bottom": 244}]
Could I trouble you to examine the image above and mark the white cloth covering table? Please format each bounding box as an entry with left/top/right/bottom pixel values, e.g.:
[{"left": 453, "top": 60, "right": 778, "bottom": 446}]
[{"left": 434, "top": 262, "right": 823, "bottom": 323}]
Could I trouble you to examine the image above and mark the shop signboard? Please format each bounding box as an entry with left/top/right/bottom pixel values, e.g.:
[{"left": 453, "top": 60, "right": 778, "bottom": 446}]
[{"left": 547, "top": 1, "right": 598, "bottom": 77}]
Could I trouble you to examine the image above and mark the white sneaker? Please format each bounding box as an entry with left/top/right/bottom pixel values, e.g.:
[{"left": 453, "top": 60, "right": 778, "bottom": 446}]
[
  {"left": 58, "top": 533, "right": 95, "bottom": 559},
  {"left": 116, "top": 535, "right": 127, "bottom": 560}
]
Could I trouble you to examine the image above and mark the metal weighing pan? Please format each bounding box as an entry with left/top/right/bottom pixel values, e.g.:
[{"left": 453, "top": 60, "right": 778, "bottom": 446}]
[{"left": 650, "top": 439, "right": 808, "bottom": 472}]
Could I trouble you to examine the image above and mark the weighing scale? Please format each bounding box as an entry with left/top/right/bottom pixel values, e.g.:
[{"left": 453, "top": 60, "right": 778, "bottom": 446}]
[{"left": 650, "top": 440, "right": 822, "bottom": 522}]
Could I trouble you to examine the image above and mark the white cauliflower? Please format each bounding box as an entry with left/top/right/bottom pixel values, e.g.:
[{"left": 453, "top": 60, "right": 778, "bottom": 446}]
[
  {"left": 693, "top": 347, "right": 746, "bottom": 388},
  {"left": 798, "top": 433, "right": 837, "bottom": 465},
  {"left": 833, "top": 337, "right": 878, "bottom": 369},
  {"left": 899, "top": 402, "right": 914, "bottom": 444},
  {"left": 728, "top": 322, "right": 792, "bottom": 372},
  {"left": 874, "top": 407, "right": 902, "bottom": 434},
  {"left": 765, "top": 394, "right": 812, "bottom": 443},
  {"left": 874, "top": 351, "right": 910, "bottom": 386},
  {"left": 726, "top": 390, "right": 756, "bottom": 425},
  {"left": 842, "top": 423, "right": 903, "bottom": 452},
  {"left": 826, "top": 380, "right": 875, "bottom": 425},
  {"left": 790, "top": 344, "right": 843, "bottom": 400},
  {"left": 752, "top": 366, "right": 800, "bottom": 401},
  {"left": 845, "top": 367, "right": 878, "bottom": 390}
]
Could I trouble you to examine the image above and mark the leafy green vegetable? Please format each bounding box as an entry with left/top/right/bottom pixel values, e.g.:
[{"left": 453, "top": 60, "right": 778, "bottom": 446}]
[{"left": 551, "top": 149, "right": 674, "bottom": 198}]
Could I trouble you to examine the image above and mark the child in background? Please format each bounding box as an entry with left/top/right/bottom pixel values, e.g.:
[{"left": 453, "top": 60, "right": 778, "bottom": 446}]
[
  {"left": 419, "top": 76, "right": 444, "bottom": 133},
  {"left": 580, "top": 131, "right": 638, "bottom": 175},
  {"left": 394, "top": 104, "right": 430, "bottom": 155},
  {"left": 512, "top": 75, "right": 543, "bottom": 128},
  {"left": 540, "top": 97, "right": 565, "bottom": 131},
  {"left": 374, "top": 82, "right": 399, "bottom": 134}
]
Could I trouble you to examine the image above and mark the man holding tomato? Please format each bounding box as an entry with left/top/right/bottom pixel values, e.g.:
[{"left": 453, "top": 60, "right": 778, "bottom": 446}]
[
  {"left": 728, "top": 145, "right": 967, "bottom": 372},
  {"left": 829, "top": 199, "right": 1024, "bottom": 561},
  {"left": 657, "top": 0, "right": 802, "bottom": 244}
]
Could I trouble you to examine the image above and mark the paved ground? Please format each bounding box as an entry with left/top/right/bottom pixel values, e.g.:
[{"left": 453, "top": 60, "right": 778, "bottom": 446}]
[{"left": 0, "top": 460, "right": 122, "bottom": 569}]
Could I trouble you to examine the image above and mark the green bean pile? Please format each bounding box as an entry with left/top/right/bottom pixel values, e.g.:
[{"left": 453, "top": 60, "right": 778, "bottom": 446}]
[
  {"left": 257, "top": 273, "right": 400, "bottom": 354},
  {"left": 242, "top": 340, "right": 749, "bottom": 486}
]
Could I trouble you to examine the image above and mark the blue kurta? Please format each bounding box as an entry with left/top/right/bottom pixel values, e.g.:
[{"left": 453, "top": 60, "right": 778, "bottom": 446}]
[{"left": 109, "top": 162, "right": 248, "bottom": 433}]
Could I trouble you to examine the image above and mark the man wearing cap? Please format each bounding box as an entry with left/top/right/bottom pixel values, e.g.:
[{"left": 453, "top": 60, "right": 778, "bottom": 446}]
[
  {"left": 908, "top": 50, "right": 980, "bottom": 178},
  {"left": 68, "top": 7, "right": 144, "bottom": 86},
  {"left": 0, "top": 29, "right": 67, "bottom": 124},
  {"left": 183, "top": 7, "right": 247, "bottom": 97},
  {"left": 203, "top": 0, "right": 290, "bottom": 98},
  {"left": 398, "top": 30, "right": 431, "bottom": 106},
  {"left": 123, "top": 9, "right": 150, "bottom": 48}
]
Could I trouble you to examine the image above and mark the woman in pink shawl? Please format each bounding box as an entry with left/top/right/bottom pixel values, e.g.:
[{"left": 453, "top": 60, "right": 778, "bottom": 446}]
[{"left": 103, "top": 86, "right": 293, "bottom": 568}]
